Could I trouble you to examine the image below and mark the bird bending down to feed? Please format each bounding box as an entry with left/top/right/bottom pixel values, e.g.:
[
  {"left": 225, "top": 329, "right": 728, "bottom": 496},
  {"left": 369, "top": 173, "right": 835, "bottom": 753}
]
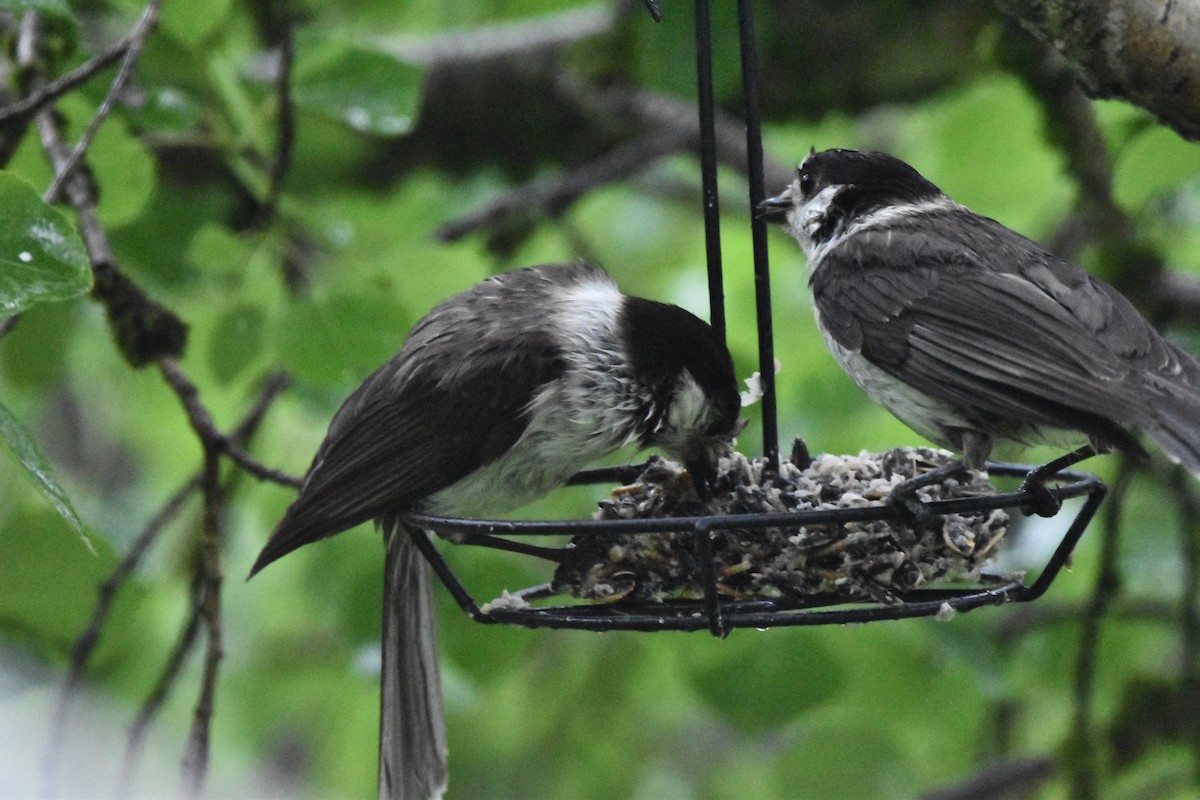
[
  {"left": 249, "top": 261, "right": 741, "bottom": 800},
  {"left": 760, "top": 148, "right": 1200, "bottom": 512}
]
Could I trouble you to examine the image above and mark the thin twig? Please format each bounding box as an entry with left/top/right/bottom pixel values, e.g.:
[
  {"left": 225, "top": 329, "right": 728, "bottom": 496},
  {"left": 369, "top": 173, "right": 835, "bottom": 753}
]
[
  {"left": 180, "top": 445, "right": 224, "bottom": 800},
  {"left": 44, "top": 0, "right": 162, "bottom": 203},
  {"left": 40, "top": 373, "right": 291, "bottom": 794},
  {"left": 563, "top": 75, "right": 795, "bottom": 190},
  {"left": 117, "top": 570, "right": 204, "bottom": 798},
  {"left": 0, "top": 35, "right": 130, "bottom": 126},
  {"left": 40, "top": 475, "right": 200, "bottom": 796},
  {"left": 25, "top": 11, "right": 188, "bottom": 368},
  {"left": 257, "top": 13, "right": 295, "bottom": 227},
  {"left": 159, "top": 359, "right": 302, "bottom": 488},
  {"left": 436, "top": 133, "right": 684, "bottom": 242}
]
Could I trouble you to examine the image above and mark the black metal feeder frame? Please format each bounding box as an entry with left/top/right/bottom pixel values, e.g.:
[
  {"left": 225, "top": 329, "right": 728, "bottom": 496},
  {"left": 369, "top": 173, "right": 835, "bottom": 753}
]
[{"left": 405, "top": 0, "right": 1108, "bottom": 637}]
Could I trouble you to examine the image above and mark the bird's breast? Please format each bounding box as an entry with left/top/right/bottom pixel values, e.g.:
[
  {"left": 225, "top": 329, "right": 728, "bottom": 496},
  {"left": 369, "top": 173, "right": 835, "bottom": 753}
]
[{"left": 813, "top": 305, "right": 971, "bottom": 451}]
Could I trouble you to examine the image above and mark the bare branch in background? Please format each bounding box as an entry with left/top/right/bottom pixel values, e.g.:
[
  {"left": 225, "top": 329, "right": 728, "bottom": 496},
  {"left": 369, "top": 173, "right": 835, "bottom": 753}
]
[
  {"left": 436, "top": 76, "right": 794, "bottom": 245},
  {"left": 159, "top": 360, "right": 302, "bottom": 488},
  {"left": 436, "top": 133, "right": 684, "bottom": 242},
  {"left": 1156, "top": 461, "right": 1200, "bottom": 680},
  {"left": 579, "top": 79, "right": 795, "bottom": 190},
  {"left": 252, "top": 1, "right": 296, "bottom": 228},
  {"left": 921, "top": 756, "right": 1057, "bottom": 800}
]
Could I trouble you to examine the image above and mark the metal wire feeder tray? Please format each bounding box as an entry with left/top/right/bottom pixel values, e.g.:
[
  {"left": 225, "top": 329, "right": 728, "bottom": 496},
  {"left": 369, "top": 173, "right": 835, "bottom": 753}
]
[
  {"left": 408, "top": 0, "right": 1108, "bottom": 636},
  {"left": 403, "top": 461, "right": 1105, "bottom": 637}
]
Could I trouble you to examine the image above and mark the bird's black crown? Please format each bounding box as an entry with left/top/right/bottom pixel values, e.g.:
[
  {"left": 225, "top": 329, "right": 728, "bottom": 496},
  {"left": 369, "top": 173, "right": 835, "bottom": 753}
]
[
  {"left": 619, "top": 297, "right": 740, "bottom": 439},
  {"left": 800, "top": 149, "right": 943, "bottom": 206},
  {"left": 787, "top": 149, "right": 944, "bottom": 245}
]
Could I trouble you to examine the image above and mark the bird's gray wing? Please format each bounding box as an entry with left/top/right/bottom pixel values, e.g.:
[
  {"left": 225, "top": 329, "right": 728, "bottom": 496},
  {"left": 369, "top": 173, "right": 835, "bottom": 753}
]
[
  {"left": 810, "top": 225, "right": 1155, "bottom": 448},
  {"left": 251, "top": 333, "right": 564, "bottom": 575}
]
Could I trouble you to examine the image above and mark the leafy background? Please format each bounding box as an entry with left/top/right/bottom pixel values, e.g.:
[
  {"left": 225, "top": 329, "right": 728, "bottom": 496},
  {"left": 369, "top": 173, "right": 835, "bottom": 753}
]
[{"left": 2, "top": 0, "right": 1200, "bottom": 798}]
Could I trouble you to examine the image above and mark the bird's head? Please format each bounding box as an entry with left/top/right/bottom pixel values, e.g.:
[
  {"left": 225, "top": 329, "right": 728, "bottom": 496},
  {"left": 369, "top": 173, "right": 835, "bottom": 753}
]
[
  {"left": 759, "top": 148, "right": 946, "bottom": 262},
  {"left": 619, "top": 296, "right": 743, "bottom": 495}
]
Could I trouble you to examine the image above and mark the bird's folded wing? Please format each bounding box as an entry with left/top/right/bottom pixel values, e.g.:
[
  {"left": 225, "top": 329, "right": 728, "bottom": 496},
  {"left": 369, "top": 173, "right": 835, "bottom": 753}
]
[
  {"left": 811, "top": 227, "right": 1157, "bottom": 439},
  {"left": 251, "top": 338, "right": 563, "bottom": 574}
]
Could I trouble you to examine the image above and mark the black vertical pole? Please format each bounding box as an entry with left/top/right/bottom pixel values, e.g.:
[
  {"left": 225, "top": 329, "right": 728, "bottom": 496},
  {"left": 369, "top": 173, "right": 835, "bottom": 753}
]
[
  {"left": 693, "top": 0, "right": 725, "bottom": 343},
  {"left": 735, "top": 0, "right": 779, "bottom": 472}
]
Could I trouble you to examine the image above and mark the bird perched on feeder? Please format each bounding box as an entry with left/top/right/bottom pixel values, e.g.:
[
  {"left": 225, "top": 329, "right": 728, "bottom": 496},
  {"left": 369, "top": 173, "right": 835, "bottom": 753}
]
[
  {"left": 759, "top": 148, "right": 1200, "bottom": 506},
  {"left": 249, "top": 261, "right": 741, "bottom": 800}
]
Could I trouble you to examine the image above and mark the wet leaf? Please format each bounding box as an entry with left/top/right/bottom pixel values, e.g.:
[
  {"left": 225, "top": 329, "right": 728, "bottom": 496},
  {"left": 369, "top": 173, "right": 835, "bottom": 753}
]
[
  {"left": 0, "top": 399, "right": 92, "bottom": 551},
  {"left": 0, "top": 172, "right": 91, "bottom": 315},
  {"left": 293, "top": 34, "right": 424, "bottom": 137}
]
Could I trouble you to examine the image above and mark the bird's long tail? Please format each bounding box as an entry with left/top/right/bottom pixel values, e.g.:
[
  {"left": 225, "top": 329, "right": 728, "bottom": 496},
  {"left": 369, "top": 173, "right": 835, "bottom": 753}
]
[
  {"left": 379, "top": 519, "right": 448, "bottom": 800},
  {"left": 1143, "top": 358, "right": 1200, "bottom": 478}
]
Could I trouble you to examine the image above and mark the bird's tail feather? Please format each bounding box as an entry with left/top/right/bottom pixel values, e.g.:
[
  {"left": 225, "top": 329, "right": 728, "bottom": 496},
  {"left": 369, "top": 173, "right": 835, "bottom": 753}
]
[
  {"left": 1144, "top": 372, "right": 1200, "bottom": 478},
  {"left": 379, "top": 519, "right": 448, "bottom": 800}
]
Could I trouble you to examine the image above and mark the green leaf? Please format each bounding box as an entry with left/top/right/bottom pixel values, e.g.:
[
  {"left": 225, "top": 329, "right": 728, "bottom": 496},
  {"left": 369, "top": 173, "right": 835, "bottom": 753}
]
[
  {"left": 79, "top": 107, "right": 158, "bottom": 229},
  {"left": 0, "top": 508, "right": 114, "bottom": 649},
  {"left": 1113, "top": 126, "right": 1200, "bottom": 210},
  {"left": 0, "top": 399, "right": 91, "bottom": 551},
  {"left": 777, "top": 719, "right": 913, "bottom": 800},
  {"left": 274, "top": 290, "right": 412, "bottom": 387},
  {"left": 0, "top": 172, "right": 91, "bottom": 315},
  {"left": 158, "top": 0, "right": 231, "bottom": 47},
  {"left": 293, "top": 34, "right": 424, "bottom": 137},
  {"left": 206, "top": 303, "right": 265, "bottom": 385}
]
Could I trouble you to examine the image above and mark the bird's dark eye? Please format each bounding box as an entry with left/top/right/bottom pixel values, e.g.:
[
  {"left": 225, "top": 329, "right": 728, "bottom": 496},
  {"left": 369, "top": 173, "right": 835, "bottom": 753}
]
[{"left": 798, "top": 170, "right": 814, "bottom": 197}]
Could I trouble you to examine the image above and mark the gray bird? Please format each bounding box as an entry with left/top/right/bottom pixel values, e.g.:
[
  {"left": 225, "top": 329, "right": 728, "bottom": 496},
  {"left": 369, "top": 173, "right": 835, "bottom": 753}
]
[
  {"left": 250, "top": 261, "right": 741, "bottom": 800},
  {"left": 760, "top": 148, "right": 1200, "bottom": 503}
]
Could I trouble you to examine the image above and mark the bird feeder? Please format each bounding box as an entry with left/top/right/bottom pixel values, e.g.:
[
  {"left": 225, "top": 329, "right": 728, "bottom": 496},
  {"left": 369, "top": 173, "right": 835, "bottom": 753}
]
[{"left": 403, "top": 0, "right": 1107, "bottom": 637}]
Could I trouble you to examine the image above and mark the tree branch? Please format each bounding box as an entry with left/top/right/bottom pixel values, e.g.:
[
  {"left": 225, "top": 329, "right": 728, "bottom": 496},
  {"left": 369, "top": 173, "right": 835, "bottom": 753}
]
[
  {"left": 435, "top": 133, "right": 685, "bottom": 242},
  {"left": 994, "top": 0, "right": 1200, "bottom": 141},
  {"left": 44, "top": 0, "right": 162, "bottom": 203},
  {"left": 40, "top": 373, "right": 291, "bottom": 796},
  {"left": 436, "top": 76, "right": 795, "bottom": 245},
  {"left": 180, "top": 444, "right": 224, "bottom": 800},
  {"left": 118, "top": 571, "right": 204, "bottom": 799},
  {"left": 921, "top": 756, "right": 1056, "bottom": 800},
  {"left": 22, "top": 10, "right": 188, "bottom": 369},
  {"left": 159, "top": 360, "right": 302, "bottom": 488},
  {"left": 0, "top": 33, "right": 130, "bottom": 126}
]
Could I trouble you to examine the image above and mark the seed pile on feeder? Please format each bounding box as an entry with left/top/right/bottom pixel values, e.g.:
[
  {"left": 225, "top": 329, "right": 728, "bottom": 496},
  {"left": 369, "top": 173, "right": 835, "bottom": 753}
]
[{"left": 552, "top": 443, "right": 1009, "bottom": 605}]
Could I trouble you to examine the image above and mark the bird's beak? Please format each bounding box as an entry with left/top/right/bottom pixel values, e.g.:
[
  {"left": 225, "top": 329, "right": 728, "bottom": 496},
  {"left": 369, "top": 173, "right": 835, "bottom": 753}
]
[
  {"left": 680, "top": 436, "right": 735, "bottom": 501},
  {"left": 685, "top": 456, "right": 718, "bottom": 500},
  {"left": 756, "top": 194, "right": 791, "bottom": 224}
]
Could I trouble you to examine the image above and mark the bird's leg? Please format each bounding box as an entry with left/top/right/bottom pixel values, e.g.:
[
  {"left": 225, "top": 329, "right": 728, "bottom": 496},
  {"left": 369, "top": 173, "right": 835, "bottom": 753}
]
[
  {"left": 885, "top": 431, "right": 991, "bottom": 525},
  {"left": 885, "top": 459, "right": 969, "bottom": 523},
  {"left": 1017, "top": 443, "right": 1099, "bottom": 518}
]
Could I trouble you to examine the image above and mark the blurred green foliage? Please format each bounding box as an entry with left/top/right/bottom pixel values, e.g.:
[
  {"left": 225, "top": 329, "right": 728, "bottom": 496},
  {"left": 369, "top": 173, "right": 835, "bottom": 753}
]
[{"left": 2, "top": 1, "right": 1200, "bottom": 799}]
